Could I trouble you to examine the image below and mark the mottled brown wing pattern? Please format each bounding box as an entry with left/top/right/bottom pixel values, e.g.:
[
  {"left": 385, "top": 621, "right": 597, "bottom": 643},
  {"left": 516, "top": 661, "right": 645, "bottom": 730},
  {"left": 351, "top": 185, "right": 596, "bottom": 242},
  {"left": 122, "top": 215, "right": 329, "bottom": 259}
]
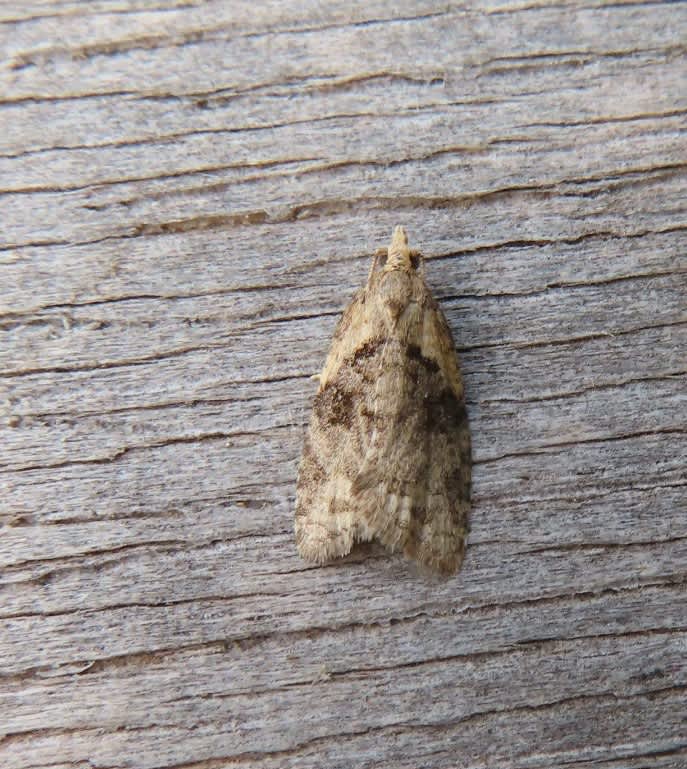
[
  {"left": 295, "top": 226, "right": 472, "bottom": 575},
  {"left": 294, "top": 289, "right": 383, "bottom": 563},
  {"left": 352, "top": 321, "right": 471, "bottom": 575}
]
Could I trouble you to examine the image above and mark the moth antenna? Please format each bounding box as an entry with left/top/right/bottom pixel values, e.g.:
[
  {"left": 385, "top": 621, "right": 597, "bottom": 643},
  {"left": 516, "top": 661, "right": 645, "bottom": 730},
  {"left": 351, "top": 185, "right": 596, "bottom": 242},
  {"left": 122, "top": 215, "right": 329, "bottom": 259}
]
[
  {"left": 369, "top": 248, "right": 388, "bottom": 281},
  {"left": 410, "top": 249, "right": 424, "bottom": 275}
]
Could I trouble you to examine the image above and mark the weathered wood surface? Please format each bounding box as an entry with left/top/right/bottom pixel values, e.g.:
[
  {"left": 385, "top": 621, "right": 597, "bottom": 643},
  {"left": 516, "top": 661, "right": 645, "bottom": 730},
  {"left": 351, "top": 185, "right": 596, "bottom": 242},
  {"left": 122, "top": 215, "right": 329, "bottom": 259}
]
[{"left": 1, "top": 1, "right": 686, "bottom": 767}]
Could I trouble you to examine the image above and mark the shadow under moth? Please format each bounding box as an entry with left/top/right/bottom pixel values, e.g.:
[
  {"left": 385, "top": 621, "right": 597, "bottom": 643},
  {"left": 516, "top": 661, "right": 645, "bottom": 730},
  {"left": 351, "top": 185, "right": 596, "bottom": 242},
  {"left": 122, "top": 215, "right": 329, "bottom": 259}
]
[{"left": 295, "top": 227, "right": 471, "bottom": 575}]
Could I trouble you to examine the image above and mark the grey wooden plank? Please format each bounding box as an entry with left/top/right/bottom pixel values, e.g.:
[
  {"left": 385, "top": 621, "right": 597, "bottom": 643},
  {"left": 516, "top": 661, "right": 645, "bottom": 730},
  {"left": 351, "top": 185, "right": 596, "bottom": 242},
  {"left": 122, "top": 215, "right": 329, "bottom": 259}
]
[{"left": 1, "top": 1, "right": 686, "bottom": 768}]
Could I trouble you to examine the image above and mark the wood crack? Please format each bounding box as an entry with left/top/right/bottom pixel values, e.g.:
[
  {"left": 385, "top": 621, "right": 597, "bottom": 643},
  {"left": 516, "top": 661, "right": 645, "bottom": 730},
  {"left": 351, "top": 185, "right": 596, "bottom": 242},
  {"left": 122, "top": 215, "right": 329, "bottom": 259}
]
[
  {"left": 475, "top": 426, "right": 687, "bottom": 465},
  {"left": 478, "top": 370, "right": 687, "bottom": 405},
  {"left": 0, "top": 587, "right": 294, "bottom": 622},
  {"left": 0, "top": 424, "right": 298, "bottom": 475},
  {"left": 460, "top": 319, "right": 687, "bottom": 353},
  {"left": 442, "top": 267, "right": 687, "bottom": 302}
]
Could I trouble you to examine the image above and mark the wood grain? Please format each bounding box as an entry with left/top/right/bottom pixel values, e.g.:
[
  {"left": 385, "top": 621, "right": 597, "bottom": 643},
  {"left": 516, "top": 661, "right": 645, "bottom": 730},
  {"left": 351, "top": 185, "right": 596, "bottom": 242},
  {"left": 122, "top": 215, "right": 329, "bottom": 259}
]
[{"left": 1, "top": 2, "right": 686, "bottom": 768}]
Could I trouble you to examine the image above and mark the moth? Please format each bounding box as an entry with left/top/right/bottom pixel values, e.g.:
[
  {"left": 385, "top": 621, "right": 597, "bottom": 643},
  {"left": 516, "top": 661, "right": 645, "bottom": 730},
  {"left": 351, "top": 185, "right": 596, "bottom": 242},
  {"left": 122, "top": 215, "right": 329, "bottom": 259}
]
[{"left": 295, "top": 227, "right": 471, "bottom": 575}]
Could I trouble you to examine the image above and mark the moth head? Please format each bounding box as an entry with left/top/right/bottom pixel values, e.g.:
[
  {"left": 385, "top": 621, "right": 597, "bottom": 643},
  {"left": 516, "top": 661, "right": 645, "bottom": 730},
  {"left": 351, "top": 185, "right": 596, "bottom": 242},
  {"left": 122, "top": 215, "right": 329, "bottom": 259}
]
[
  {"left": 377, "top": 228, "right": 416, "bottom": 320},
  {"left": 370, "top": 227, "right": 422, "bottom": 285},
  {"left": 378, "top": 226, "right": 422, "bottom": 272},
  {"left": 386, "top": 225, "right": 412, "bottom": 270}
]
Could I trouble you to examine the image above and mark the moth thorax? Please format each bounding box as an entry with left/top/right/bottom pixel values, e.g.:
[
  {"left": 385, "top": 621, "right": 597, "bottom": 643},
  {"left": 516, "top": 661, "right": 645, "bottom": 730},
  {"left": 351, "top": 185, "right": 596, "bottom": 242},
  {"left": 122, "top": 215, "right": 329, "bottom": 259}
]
[{"left": 380, "top": 268, "right": 412, "bottom": 321}]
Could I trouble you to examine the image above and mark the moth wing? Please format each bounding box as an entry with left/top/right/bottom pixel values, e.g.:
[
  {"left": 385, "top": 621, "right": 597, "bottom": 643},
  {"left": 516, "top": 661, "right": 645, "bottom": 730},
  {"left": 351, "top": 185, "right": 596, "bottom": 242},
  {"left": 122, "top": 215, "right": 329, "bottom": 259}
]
[
  {"left": 295, "top": 289, "right": 382, "bottom": 564},
  {"left": 353, "top": 293, "right": 471, "bottom": 575}
]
